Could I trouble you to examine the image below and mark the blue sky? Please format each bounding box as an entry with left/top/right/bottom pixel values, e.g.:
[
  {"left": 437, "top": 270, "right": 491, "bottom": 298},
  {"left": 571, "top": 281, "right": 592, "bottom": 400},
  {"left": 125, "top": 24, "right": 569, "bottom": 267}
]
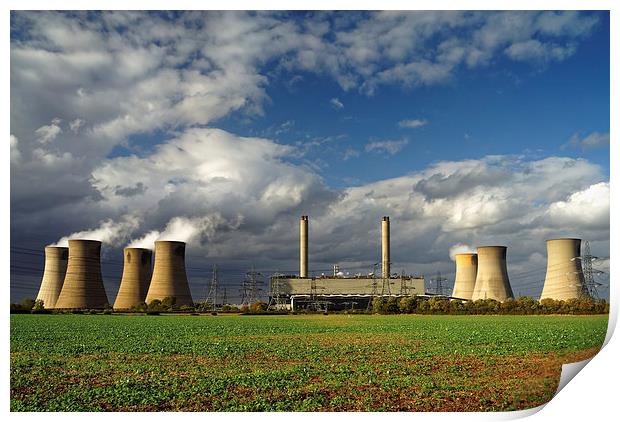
[
  {"left": 10, "top": 11, "right": 610, "bottom": 302},
  {"left": 208, "top": 11, "right": 610, "bottom": 187}
]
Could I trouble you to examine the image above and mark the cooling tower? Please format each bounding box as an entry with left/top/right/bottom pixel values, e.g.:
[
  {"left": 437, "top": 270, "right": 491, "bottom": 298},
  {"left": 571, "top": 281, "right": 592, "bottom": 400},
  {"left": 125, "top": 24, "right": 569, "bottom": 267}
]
[
  {"left": 540, "top": 238, "right": 587, "bottom": 301},
  {"left": 145, "top": 241, "right": 193, "bottom": 306},
  {"left": 113, "top": 248, "right": 153, "bottom": 309},
  {"left": 300, "top": 215, "right": 308, "bottom": 278},
  {"left": 471, "top": 246, "right": 514, "bottom": 302},
  {"left": 36, "top": 246, "right": 69, "bottom": 309},
  {"left": 55, "top": 240, "right": 109, "bottom": 309},
  {"left": 451, "top": 253, "right": 477, "bottom": 300},
  {"left": 382, "top": 216, "right": 390, "bottom": 279}
]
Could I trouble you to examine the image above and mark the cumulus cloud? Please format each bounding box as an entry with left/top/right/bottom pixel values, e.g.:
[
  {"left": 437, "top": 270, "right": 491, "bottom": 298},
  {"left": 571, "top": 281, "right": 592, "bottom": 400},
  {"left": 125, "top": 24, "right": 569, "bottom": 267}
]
[
  {"left": 34, "top": 118, "right": 62, "bottom": 143},
  {"left": 343, "top": 148, "right": 360, "bottom": 160},
  {"left": 547, "top": 182, "right": 609, "bottom": 229},
  {"left": 398, "top": 118, "right": 428, "bottom": 128},
  {"left": 10, "top": 135, "right": 21, "bottom": 165},
  {"left": 69, "top": 118, "right": 84, "bottom": 133},
  {"left": 563, "top": 131, "right": 610, "bottom": 150},
  {"left": 330, "top": 97, "right": 344, "bottom": 109},
  {"left": 365, "top": 139, "right": 409, "bottom": 155}
]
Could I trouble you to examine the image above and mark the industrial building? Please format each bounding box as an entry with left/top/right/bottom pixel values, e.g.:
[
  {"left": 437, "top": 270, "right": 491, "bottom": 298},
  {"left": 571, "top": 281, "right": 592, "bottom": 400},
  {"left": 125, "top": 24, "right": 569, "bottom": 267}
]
[
  {"left": 55, "top": 239, "right": 109, "bottom": 309},
  {"left": 36, "top": 246, "right": 69, "bottom": 309},
  {"left": 145, "top": 240, "right": 194, "bottom": 307},
  {"left": 540, "top": 238, "right": 588, "bottom": 301},
  {"left": 114, "top": 247, "right": 153, "bottom": 309},
  {"left": 451, "top": 253, "right": 477, "bottom": 301},
  {"left": 471, "top": 246, "right": 514, "bottom": 302},
  {"left": 269, "top": 216, "right": 425, "bottom": 311}
]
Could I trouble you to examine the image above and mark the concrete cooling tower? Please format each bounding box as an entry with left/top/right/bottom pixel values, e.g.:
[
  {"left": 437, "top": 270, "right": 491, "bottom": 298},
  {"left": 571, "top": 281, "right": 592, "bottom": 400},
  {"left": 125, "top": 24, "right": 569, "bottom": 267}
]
[
  {"left": 540, "top": 238, "right": 587, "bottom": 301},
  {"left": 381, "top": 216, "right": 390, "bottom": 279},
  {"left": 451, "top": 253, "right": 477, "bottom": 300},
  {"left": 300, "top": 216, "right": 308, "bottom": 278},
  {"left": 36, "top": 246, "right": 69, "bottom": 309},
  {"left": 471, "top": 246, "right": 514, "bottom": 302},
  {"left": 114, "top": 248, "right": 153, "bottom": 309},
  {"left": 55, "top": 240, "right": 109, "bottom": 309},
  {"left": 145, "top": 241, "right": 193, "bottom": 306}
]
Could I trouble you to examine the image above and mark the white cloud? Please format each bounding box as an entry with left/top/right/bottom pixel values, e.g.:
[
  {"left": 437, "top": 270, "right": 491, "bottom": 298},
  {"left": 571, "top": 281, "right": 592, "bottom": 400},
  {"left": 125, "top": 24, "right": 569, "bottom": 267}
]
[
  {"left": 69, "top": 118, "right": 84, "bottom": 133},
  {"left": 563, "top": 131, "right": 610, "bottom": 150},
  {"left": 365, "top": 139, "right": 409, "bottom": 155},
  {"left": 547, "top": 182, "right": 609, "bottom": 229},
  {"left": 10, "top": 135, "right": 21, "bottom": 165},
  {"left": 330, "top": 97, "right": 344, "bottom": 109},
  {"left": 398, "top": 118, "right": 428, "bottom": 128},
  {"left": 343, "top": 148, "right": 360, "bottom": 160},
  {"left": 34, "top": 118, "right": 62, "bottom": 143}
]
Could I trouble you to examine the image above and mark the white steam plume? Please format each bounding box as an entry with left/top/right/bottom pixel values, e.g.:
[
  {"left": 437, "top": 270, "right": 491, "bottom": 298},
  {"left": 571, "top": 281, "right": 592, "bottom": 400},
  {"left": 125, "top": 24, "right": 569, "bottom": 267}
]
[
  {"left": 50, "top": 215, "right": 141, "bottom": 247},
  {"left": 127, "top": 213, "right": 244, "bottom": 248},
  {"left": 449, "top": 243, "right": 475, "bottom": 261}
]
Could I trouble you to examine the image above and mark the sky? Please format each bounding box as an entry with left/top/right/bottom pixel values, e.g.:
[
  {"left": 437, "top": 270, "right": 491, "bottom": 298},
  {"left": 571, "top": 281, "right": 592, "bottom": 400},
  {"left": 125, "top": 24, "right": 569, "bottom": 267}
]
[{"left": 10, "top": 11, "right": 610, "bottom": 303}]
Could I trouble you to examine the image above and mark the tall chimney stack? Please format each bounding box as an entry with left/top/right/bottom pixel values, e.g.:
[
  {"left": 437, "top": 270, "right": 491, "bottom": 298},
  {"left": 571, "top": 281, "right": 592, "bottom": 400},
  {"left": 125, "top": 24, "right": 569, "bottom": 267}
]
[
  {"left": 382, "top": 216, "right": 390, "bottom": 279},
  {"left": 36, "top": 246, "right": 69, "bottom": 309},
  {"left": 300, "top": 216, "right": 308, "bottom": 278},
  {"left": 145, "top": 241, "right": 193, "bottom": 306},
  {"left": 55, "top": 240, "right": 109, "bottom": 309},
  {"left": 114, "top": 248, "right": 153, "bottom": 309}
]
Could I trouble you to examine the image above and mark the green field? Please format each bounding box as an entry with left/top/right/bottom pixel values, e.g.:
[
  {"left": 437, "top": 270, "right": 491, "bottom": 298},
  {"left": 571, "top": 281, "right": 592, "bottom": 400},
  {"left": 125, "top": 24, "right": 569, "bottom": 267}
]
[{"left": 10, "top": 314, "right": 607, "bottom": 412}]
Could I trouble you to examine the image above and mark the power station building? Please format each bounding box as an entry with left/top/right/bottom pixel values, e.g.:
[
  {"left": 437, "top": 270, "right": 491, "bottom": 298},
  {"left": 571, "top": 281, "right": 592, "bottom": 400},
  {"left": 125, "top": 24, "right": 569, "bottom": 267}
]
[{"left": 269, "top": 216, "right": 425, "bottom": 311}]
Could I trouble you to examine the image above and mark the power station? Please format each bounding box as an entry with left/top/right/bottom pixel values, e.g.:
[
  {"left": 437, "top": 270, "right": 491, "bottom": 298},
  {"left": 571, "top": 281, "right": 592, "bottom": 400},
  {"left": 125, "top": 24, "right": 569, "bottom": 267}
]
[
  {"left": 471, "top": 246, "right": 514, "bottom": 302},
  {"left": 114, "top": 248, "right": 153, "bottom": 309},
  {"left": 540, "top": 238, "right": 588, "bottom": 301},
  {"left": 145, "top": 241, "right": 194, "bottom": 307},
  {"left": 269, "top": 216, "right": 425, "bottom": 311},
  {"left": 451, "top": 253, "right": 477, "bottom": 300},
  {"left": 31, "top": 216, "right": 595, "bottom": 310},
  {"left": 55, "top": 240, "right": 109, "bottom": 309},
  {"left": 36, "top": 246, "right": 69, "bottom": 309}
]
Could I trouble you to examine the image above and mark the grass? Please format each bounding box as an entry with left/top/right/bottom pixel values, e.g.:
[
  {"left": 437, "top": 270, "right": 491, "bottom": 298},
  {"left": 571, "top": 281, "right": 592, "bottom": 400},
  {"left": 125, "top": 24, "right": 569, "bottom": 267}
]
[{"left": 10, "top": 313, "right": 608, "bottom": 412}]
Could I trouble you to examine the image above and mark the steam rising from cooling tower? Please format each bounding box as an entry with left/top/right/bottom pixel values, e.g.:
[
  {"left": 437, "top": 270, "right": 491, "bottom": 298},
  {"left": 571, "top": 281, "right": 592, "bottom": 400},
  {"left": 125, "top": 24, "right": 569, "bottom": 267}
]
[
  {"left": 55, "top": 240, "right": 109, "bottom": 309},
  {"left": 145, "top": 241, "right": 193, "bottom": 306},
  {"left": 114, "top": 248, "right": 153, "bottom": 309},
  {"left": 36, "top": 246, "right": 69, "bottom": 309},
  {"left": 471, "top": 246, "right": 513, "bottom": 302},
  {"left": 382, "top": 216, "right": 390, "bottom": 279},
  {"left": 451, "top": 253, "right": 477, "bottom": 300},
  {"left": 299, "top": 216, "right": 308, "bottom": 278},
  {"left": 540, "top": 238, "right": 587, "bottom": 301}
]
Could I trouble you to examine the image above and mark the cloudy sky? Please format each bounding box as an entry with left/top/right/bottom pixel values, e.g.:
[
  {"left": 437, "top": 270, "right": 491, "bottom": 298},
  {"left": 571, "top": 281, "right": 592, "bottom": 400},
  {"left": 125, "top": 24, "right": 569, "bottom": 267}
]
[{"left": 10, "top": 11, "right": 610, "bottom": 303}]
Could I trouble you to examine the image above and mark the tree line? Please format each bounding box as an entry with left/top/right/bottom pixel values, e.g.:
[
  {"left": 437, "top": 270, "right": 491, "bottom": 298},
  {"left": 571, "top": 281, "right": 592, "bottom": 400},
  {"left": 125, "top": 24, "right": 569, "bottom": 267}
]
[{"left": 371, "top": 295, "right": 609, "bottom": 315}]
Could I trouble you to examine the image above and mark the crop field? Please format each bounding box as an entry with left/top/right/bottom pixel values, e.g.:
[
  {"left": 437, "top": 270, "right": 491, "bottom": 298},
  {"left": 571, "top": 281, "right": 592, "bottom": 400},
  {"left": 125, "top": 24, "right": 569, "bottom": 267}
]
[{"left": 11, "top": 314, "right": 607, "bottom": 412}]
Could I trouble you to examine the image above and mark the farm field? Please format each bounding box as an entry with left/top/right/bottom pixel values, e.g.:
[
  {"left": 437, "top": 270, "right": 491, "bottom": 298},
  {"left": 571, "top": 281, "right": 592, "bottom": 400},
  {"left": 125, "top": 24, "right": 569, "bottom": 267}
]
[{"left": 10, "top": 314, "right": 607, "bottom": 412}]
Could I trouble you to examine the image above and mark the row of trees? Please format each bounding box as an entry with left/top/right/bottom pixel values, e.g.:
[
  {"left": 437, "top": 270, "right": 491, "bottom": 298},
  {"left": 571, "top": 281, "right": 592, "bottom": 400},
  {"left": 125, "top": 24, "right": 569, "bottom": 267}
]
[
  {"left": 11, "top": 296, "right": 609, "bottom": 315},
  {"left": 371, "top": 295, "right": 609, "bottom": 315}
]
